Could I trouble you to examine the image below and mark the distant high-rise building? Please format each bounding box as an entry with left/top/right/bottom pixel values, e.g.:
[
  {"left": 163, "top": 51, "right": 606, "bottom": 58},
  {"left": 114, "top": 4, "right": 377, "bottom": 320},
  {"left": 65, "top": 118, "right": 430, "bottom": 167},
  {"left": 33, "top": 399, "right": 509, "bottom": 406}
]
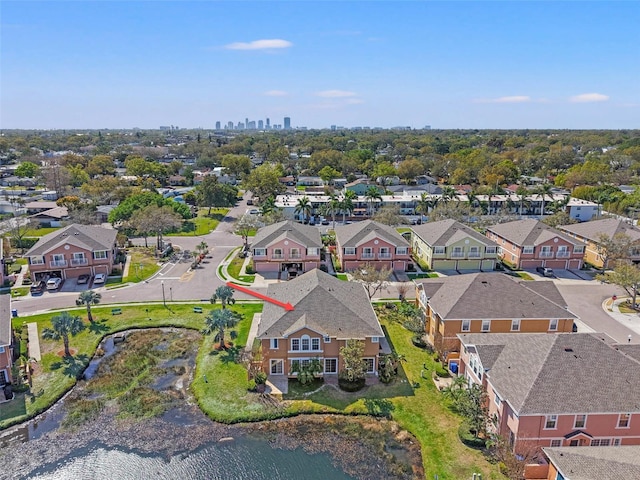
[
  {"left": 215, "top": 121, "right": 221, "bottom": 130},
  {"left": 266, "top": 117, "right": 270, "bottom": 129},
  {"left": 227, "top": 121, "right": 234, "bottom": 129},
  {"left": 237, "top": 122, "right": 245, "bottom": 130},
  {"left": 258, "top": 120, "right": 264, "bottom": 129},
  {"left": 284, "top": 117, "right": 291, "bottom": 129},
  {"left": 248, "top": 121, "right": 256, "bottom": 129}
]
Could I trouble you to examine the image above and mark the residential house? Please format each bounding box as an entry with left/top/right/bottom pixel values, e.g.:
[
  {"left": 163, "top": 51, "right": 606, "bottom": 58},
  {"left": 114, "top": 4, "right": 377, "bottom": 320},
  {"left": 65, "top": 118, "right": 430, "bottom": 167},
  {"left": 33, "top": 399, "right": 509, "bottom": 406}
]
[
  {"left": 256, "top": 269, "right": 389, "bottom": 382},
  {"left": 523, "top": 446, "right": 640, "bottom": 480},
  {"left": 410, "top": 219, "right": 498, "bottom": 271},
  {"left": 334, "top": 219, "right": 411, "bottom": 272},
  {"left": 486, "top": 219, "right": 584, "bottom": 270},
  {"left": 458, "top": 333, "right": 640, "bottom": 454},
  {"left": 565, "top": 198, "right": 599, "bottom": 222},
  {"left": 344, "top": 178, "right": 381, "bottom": 196},
  {"left": 558, "top": 218, "right": 640, "bottom": 269},
  {"left": 251, "top": 220, "right": 322, "bottom": 277},
  {"left": 296, "top": 176, "right": 324, "bottom": 187},
  {"left": 25, "top": 224, "right": 119, "bottom": 281},
  {"left": 416, "top": 272, "right": 576, "bottom": 357},
  {"left": 96, "top": 205, "right": 116, "bottom": 224},
  {"left": 0, "top": 294, "right": 14, "bottom": 396},
  {"left": 31, "top": 206, "right": 69, "bottom": 226}
]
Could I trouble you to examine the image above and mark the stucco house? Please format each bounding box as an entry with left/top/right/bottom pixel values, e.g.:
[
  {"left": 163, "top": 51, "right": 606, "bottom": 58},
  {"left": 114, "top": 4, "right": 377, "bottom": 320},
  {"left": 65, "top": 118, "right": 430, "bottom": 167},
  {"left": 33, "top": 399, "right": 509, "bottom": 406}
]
[
  {"left": 334, "top": 220, "right": 411, "bottom": 272},
  {"left": 25, "top": 224, "right": 119, "bottom": 281},
  {"left": 256, "top": 269, "right": 389, "bottom": 381},
  {"left": 558, "top": 218, "right": 640, "bottom": 269},
  {"left": 410, "top": 219, "right": 498, "bottom": 272},
  {"left": 0, "top": 294, "right": 14, "bottom": 399},
  {"left": 458, "top": 333, "right": 640, "bottom": 454},
  {"left": 251, "top": 220, "right": 322, "bottom": 278},
  {"left": 415, "top": 272, "right": 577, "bottom": 358},
  {"left": 486, "top": 219, "right": 584, "bottom": 270}
]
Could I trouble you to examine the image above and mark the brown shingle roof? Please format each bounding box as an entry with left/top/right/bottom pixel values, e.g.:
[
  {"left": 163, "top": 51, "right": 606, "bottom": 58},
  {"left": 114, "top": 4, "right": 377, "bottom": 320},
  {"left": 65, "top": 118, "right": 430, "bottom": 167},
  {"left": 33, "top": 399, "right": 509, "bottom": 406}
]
[
  {"left": 251, "top": 220, "right": 322, "bottom": 249},
  {"left": 559, "top": 217, "right": 640, "bottom": 243},
  {"left": 334, "top": 220, "right": 408, "bottom": 248},
  {"left": 411, "top": 219, "right": 496, "bottom": 247},
  {"left": 25, "top": 224, "right": 117, "bottom": 256},
  {"left": 487, "top": 219, "right": 579, "bottom": 247},
  {"left": 543, "top": 446, "right": 640, "bottom": 479},
  {"left": 257, "top": 269, "right": 384, "bottom": 339}
]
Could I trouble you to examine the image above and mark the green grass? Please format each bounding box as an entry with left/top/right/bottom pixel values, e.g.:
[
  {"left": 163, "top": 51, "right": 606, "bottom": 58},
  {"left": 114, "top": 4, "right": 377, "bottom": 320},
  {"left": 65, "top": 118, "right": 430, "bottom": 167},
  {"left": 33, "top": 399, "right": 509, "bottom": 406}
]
[
  {"left": 24, "top": 227, "right": 61, "bottom": 237},
  {"left": 335, "top": 274, "right": 348, "bottom": 281},
  {"left": 225, "top": 250, "right": 255, "bottom": 284},
  {"left": 11, "top": 287, "right": 30, "bottom": 298},
  {"left": 172, "top": 208, "right": 229, "bottom": 236},
  {"left": 123, "top": 247, "right": 161, "bottom": 283},
  {"left": 514, "top": 271, "right": 534, "bottom": 280},
  {"left": 407, "top": 273, "right": 439, "bottom": 279}
]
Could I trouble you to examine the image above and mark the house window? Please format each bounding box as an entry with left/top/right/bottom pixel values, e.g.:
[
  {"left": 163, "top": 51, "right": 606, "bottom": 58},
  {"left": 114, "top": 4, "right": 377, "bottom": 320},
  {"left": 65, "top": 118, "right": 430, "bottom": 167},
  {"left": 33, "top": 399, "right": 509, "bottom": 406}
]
[
  {"left": 545, "top": 415, "right": 558, "bottom": 429},
  {"left": 494, "top": 390, "right": 501, "bottom": 407},
  {"left": 573, "top": 245, "right": 585, "bottom": 254},
  {"left": 311, "top": 338, "right": 320, "bottom": 351},
  {"left": 273, "top": 248, "right": 283, "bottom": 259},
  {"left": 512, "top": 244, "right": 516, "bottom": 251},
  {"left": 461, "top": 320, "right": 470, "bottom": 332},
  {"left": 574, "top": 415, "right": 586, "bottom": 429},
  {"left": 363, "top": 358, "right": 375, "bottom": 373},
  {"left": 549, "top": 319, "right": 558, "bottom": 331},
  {"left": 270, "top": 359, "right": 284, "bottom": 375},
  {"left": 396, "top": 247, "right": 408, "bottom": 255},
  {"left": 362, "top": 247, "right": 374, "bottom": 259},
  {"left": 379, "top": 247, "right": 390, "bottom": 258},
  {"left": 290, "top": 359, "right": 300, "bottom": 374},
  {"left": 291, "top": 338, "right": 300, "bottom": 351},
  {"left": 550, "top": 439, "right": 562, "bottom": 447},
  {"left": 30, "top": 256, "right": 44, "bottom": 265},
  {"left": 344, "top": 247, "right": 356, "bottom": 255},
  {"left": 541, "top": 246, "right": 553, "bottom": 257},
  {"left": 0, "top": 346, "right": 4, "bottom": 354},
  {"left": 52, "top": 253, "right": 65, "bottom": 266},
  {"left": 93, "top": 251, "right": 108, "bottom": 260},
  {"left": 290, "top": 248, "right": 300, "bottom": 259},
  {"left": 523, "top": 246, "right": 534, "bottom": 254},
  {"left": 307, "top": 247, "right": 319, "bottom": 256},
  {"left": 372, "top": 336, "right": 379, "bottom": 343},
  {"left": 434, "top": 246, "right": 445, "bottom": 254},
  {"left": 486, "top": 246, "right": 496, "bottom": 254},
  {"left": 510, "top": 254, "right": 515, "bottom": 262},
  {"left": 324, "top": 358, "right": 338, "bottom": 374},
  {"left": 613, "top": 438, "right": 621, "bottom": 446},
  {"left": 481, "top": 320, "right": 490, "bottom": 332},
  {"left": 323, "top": 335, "right": 331, "bottom": 343},
  {"left": 301, "top": 335, "right": 310, "bottom": 351},
  {"left": 469, "top": 246, "right": 480, "bottom": 258},
  {"left": 270, "top": 338, "right": 279, "bottom": 350},
  {"left": 254, "top": 248, "right": 266, "bottom": 256},
  {"left": 511, "top": 319, "right": 520, "bottom": 332},
  {"left": 618, "top": 413, "right": 631, "bottom": 428},
  {"left": 452, "top": 246, "right": 464, "bottom": 258}
]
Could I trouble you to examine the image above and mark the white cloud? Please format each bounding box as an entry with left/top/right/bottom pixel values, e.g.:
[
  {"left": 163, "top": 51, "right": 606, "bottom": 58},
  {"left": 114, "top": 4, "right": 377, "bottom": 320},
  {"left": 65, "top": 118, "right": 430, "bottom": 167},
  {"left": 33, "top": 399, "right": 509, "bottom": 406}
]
[
  {"left": 346, "top": 98, "right": 365, "bottom": 105},
  {"left": 315, "top": 90, "right": 357, "bottom": 98},
  {"left": 264, "top": 90, "right": 288, "bottom": 97},
  {"left": 474, "top": 96, "right": 532, "bottom": 104},
  {"left": 569, "top": 93, "right": 609, "bottom": 103},
  {"left": 224, "top": 39, "right": 292, "bottom": 50}
]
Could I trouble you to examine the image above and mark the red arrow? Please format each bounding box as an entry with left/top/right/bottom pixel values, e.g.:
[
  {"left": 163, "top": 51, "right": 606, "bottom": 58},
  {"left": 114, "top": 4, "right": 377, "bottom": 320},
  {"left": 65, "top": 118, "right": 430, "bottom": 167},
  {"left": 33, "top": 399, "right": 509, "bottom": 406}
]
[{"left": 227, "top": 282, "right": 295, "bottom": 311}]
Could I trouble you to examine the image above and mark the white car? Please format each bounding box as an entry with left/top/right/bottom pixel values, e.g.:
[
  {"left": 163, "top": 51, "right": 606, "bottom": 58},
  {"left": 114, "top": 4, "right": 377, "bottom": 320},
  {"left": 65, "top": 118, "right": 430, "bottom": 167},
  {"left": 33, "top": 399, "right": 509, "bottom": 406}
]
[
  {"left": 93, "top": 273, "right": 106, "bottom": 284},
  {"left": 46, "top": 277, "right": 62, "bottom": 290}
]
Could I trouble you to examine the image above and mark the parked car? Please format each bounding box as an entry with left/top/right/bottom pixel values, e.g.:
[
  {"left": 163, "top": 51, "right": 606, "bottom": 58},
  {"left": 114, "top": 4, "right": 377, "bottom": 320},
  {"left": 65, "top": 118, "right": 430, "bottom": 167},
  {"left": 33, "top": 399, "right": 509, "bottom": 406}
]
[
  {"left": 77, "top": 274, "right": 91, "bottom": 285},
  {"left": 93, "top": 273, "right": 106, "bottom": 284},
  {"left": 46, "top": 277, "right": 62, "bottom": 290},
  {"left": 321, "top": 219, "right": 330, "bottom": 225},
  {"left": 536, "top": 266, "right": 554, "bottom": 277},
  {"left": 30, "top": 281, "right": 45, "bottom": 294}
]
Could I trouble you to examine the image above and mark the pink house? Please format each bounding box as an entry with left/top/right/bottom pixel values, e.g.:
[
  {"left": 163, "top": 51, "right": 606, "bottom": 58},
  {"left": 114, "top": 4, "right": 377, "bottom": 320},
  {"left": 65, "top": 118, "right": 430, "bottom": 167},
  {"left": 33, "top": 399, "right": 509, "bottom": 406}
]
[
  {"left": 333, "top": 220, "right": 411, "bottom": 272},
  {"left": 486, "top": 219, "right": 583, "bottom": 270},
  {"left": 25, "top": 224, "right": 119, "bottom": 281},
  {"left": 0, "top": 294, "right": 14, "bottom": 400},
  {"left": 251, "top": 220, "right": 322, "bottom": 278},
  {"left": 458, "top": 333, "right": 640, "bottom": 454}
]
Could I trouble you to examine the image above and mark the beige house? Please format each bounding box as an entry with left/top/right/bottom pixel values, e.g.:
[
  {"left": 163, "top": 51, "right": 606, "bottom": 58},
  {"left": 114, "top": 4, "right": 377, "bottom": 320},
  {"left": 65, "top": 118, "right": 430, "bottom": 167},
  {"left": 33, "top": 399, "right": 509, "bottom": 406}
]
[{"left": 410, "top": 219, "right": 498, "bottom": 272}]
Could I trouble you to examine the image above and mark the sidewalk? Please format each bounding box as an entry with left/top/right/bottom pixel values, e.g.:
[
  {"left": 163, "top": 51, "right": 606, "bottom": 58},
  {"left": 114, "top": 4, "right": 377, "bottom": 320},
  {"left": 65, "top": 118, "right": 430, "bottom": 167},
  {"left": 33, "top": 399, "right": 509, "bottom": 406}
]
[{"left": 603, "top": 296, "right": 640, "bottom": 338}]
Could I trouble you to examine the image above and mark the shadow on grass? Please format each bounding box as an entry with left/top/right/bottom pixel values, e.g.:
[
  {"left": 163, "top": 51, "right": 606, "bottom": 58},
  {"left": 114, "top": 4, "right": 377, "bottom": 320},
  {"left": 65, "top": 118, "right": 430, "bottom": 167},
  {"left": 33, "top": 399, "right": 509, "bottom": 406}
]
[
  {"left": 0, "top": 392, "right": 27, "bottom": 424},
  {"left": 88, "top": 319, "right": 109, "bottom": 335},
  {"left": 364, "top": 398, "right": 395, "bottom": 418},
  {"left": 220, "top": 345, "right": 243, "bottom": 364},
  {"left": 50, "top": 354, "right": 90, "bottom": 378}
]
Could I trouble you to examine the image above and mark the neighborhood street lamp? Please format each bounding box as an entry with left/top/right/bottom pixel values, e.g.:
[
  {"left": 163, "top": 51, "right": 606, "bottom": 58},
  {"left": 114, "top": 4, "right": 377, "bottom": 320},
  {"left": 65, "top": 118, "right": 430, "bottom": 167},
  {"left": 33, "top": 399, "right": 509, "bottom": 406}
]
[{"left": 161, "top": 280, "right": 166, "bottom": 307}]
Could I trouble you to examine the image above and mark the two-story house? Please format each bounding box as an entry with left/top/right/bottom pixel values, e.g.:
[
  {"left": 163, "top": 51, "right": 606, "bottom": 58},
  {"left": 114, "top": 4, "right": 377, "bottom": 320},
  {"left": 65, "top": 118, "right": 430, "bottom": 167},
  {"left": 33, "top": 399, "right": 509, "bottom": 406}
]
[
  {"left": 458, "top": 333, "right": 640, "bottom": 454},
  {"left": 410, "top": 219, "right": 498, "bottom": 272},
  {"left": 0, "top": 294, "right": 14, "bottom": 399},
  {"left": 251, "top": 220, "right": 322, "bottom": 278},
  {"left": 558, "top": 218, "right": 640, "bottom": 269},
  {"left": 25, "top": 224, "right": 119, "bottom": 281},
  {"left": 415, "top": 272, "right": 577, "bottom": 359},
  {"left": 334, "top": 220, "right": 411, "bottom": 272},
  {"left": 486, "top": 219, "right": 584, "bottom": 270},
  {"left": 256, "top": 269, "right": 388, "bottom": 382}
]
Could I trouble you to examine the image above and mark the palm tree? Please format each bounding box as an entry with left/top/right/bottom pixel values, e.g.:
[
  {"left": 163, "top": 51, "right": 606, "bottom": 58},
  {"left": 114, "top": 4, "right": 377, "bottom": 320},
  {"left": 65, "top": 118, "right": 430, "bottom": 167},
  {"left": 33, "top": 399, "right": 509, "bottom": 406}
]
[
  {"left": 537, "top": 183, "right": 554, "bottom": 217},
  {"left": 415, "top": 193, "right": 433, "bottom": 222},
  {"left": 466, "top": 192, "right": 479, "bottom": 219},
  {"left": 203, "top": 308, "right": 240, "bottom": 350},
  {"left": 210, "top": 285, "right": 236, "bottom": 309},
  {"left": 42, "top": 312, "right": 86, "bottom": 357},
  {"left": 320, "top": 194, "right": 340, "bottom": 229},
  {"left": 440, "top": 185, "right": 457, "bottom": 204},
  {"left": 340, "top": 190, "right": 357, "bottom": 223},
  {"left": 294, "top": 196, "right": 313, "bottom": 223},
  {"left": 76, "top": 290, "right": 101, "bottom": 323},
  {"left": 364, "top": 186, "right": 382, "bottom": 217},
  {"left": 196, "top": 241, "right": 209, "bottom": 256},
  {"left": 516, "top": 185, "right": 530, "bottom": 218},
  {"left": 259, "top": 196, "right": 277, "bottom": 217}
]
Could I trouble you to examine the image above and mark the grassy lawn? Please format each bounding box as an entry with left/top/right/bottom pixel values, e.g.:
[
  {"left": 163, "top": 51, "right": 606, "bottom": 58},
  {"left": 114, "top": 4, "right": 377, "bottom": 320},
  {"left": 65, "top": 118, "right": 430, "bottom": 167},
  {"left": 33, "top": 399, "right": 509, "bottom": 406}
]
[
  {"left": 226, "top": 249, "right": 255, "bottom": 284},
  {"left": 24, "top": 227, "right": 61, "bottom": 237},
  {"left": 172, "top": 208, "right": 229, "bottom": 236},
  {"left": 122, "top": 247, "right": 161, "bottom": 283},
  {"left": 11, "top": 286, "right": 30, "bottom": 298},
  {"left": 335, "top": 273, "right": 348, "bottom": 281},
  {"left": 618, "top": 302, "right": 638, "bottom": 314},
  {"left": 514, "top": 271, "right": 534, "bottom": 280},
  {"left": 407, "top": 272, "right": 439, "bottom": 279}
]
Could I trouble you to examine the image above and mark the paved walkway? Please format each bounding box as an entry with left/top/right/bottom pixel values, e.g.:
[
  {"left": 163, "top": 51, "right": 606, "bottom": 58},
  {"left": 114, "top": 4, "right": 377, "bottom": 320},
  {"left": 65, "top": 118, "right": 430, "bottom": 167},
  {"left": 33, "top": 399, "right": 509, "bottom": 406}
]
[
  {"left": 603, "top": 296, "right": 640, "bottom": 340},
  {"left": 245, "top": 313, "right": 261, "bottom": 353},
  {"left": 12, "top": 264, "right": 28, "bottom": 288},
  {"left": 27, "top": 322, "right": 41, "bottom": 361}
]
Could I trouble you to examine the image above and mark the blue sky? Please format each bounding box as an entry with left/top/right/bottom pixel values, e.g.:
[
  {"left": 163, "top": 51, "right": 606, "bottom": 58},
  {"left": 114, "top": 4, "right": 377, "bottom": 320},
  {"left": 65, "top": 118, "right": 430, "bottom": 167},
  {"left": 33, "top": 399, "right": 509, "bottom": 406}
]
[{"left": 2, "top": 1, "right": 639, "bottom": 130}]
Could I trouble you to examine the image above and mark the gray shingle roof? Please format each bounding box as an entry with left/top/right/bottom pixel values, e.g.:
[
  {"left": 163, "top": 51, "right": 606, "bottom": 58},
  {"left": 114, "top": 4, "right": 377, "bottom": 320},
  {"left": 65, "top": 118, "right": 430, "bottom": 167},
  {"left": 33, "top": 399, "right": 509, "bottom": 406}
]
[
  {"left": 559, "top": 217, "right": 640, "bottom": 243},
  {"left": 487, "top": 218, "right": 579, "bottom": 247},
  {"left": 458, "top": 333, "right": 640, "bottom": 415},
  {"left": 251, "top": 220, "right": 322, "bottom": 249},
  {"left": 0, "top": 294, "right": 11, "bottom": 347},
  {"left": 417, "top": 272, "right": 575, "bottom": 320},
  {"left": 257, "top": 269, "right": 384, "bottom": 339},
  {"left": 25, "top": 224, "right": 117, "bottom": 256},
  {"left": 411, "top": 219, "right": 496, "bottom": 247},
  {"left": 334, "top": 220, "right": 408, "bottom": 248},
  {"left": 543, "top": 446, "right": 640, "bottom": 480}
]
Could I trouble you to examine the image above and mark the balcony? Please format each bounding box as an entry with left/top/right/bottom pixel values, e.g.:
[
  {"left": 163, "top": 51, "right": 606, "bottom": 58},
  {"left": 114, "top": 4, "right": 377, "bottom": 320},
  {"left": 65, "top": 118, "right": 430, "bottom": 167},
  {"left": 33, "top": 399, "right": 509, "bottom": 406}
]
[
  {"left": 361, "top": 253, "right": 374, "bottom": 259},
  {"left": 556, "top": 251, "right": 570, "bottom": 258},
  {"left": 451, "top": 252, "right": 465, "bottom": 258},
  {"left": 378, "top": 253, "right": 392, "bottom": 259},
  {"left": 271, "top": 254, "right": 284, "bottom": 260},
  {"left": 539, "top": 252, "right": 554, "bottom": 258},
  {"left": 468, "top": 252, "right": 481, "bottom": 258},
  {"left": 50, "top": 261, "right": 67, "bottom": 268},
  {"left": 290, "top": 254, "right": 302, "bottom": 260},
  {"left": 71, "top": 258, "right": 88, "bottom": 266}
]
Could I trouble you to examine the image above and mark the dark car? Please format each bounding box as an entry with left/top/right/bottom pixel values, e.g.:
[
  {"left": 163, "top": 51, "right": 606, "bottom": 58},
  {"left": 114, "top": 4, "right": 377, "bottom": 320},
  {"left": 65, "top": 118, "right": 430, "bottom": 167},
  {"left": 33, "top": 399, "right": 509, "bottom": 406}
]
[
  {"left": 536, "top": 266, "right": 554, "bottom": 277},
  {"left": 77, "top": 274, "right": 91, "bottom": 285},
  {"left": 30, "top": 281, "right": 45, "bottom": 294}
]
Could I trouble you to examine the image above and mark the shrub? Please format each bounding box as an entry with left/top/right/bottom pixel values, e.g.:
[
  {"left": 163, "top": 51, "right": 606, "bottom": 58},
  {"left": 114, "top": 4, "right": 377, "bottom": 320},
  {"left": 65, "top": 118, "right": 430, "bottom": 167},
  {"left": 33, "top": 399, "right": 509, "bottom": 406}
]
[
  {"left": 411, "top": 335, "right": 427, "bottom": 348},
  {"left": 458, "top": 421, "right": 486, "bottom": 449},
  {"left": 338, "top": 376, "right": 366, "bottom": 392},
  {"left": 435, "top": 364, "right": 450, "bottom": 378},
  {"left": 245, "top": 260, "right": 255, "bottom": 275},
  {"left": 254, "top": 370, "right": 267, "bottom": 385}
]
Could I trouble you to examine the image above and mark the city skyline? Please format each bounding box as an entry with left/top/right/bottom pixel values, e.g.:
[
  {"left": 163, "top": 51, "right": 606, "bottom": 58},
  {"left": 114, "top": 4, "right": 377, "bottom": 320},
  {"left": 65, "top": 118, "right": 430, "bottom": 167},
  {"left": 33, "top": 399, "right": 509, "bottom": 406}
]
[{"left": 2, "top": 1, "right": 639, "bottom": 130}]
